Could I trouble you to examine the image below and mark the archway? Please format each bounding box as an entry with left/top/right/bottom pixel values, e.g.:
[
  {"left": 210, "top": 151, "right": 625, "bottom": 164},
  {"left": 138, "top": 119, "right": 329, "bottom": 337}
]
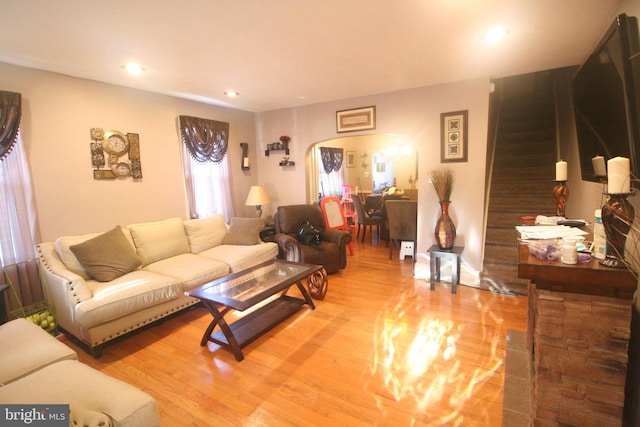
[{"left": 305, "top": 134, "right": 418, "bottom": 202}]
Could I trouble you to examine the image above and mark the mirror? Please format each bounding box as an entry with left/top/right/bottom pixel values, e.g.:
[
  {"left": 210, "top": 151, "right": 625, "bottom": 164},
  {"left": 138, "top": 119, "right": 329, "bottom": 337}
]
[{"left": 308, "top": 134, "right": 418, "bottom": 200}]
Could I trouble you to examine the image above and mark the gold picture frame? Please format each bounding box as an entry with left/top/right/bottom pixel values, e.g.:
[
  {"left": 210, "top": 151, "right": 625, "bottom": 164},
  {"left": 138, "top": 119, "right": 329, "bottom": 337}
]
[
  {"left": 440, "top": 110, "right": 468, "bottom": 163},
  {"left": 336, "top": 106, "right": 376, "bottom": 133}
]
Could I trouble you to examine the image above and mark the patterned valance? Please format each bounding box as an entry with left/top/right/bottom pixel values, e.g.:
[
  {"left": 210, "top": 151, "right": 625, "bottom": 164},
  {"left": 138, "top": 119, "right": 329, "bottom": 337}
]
[
  {"left": 320, "top": 147, "right": 344, "bottom": 173},
  {"left": 0, "top": 91, "right": 21, "bottom": 162},
  {"left": 179, "top": 115, "right": 229, "bottom": 163}
]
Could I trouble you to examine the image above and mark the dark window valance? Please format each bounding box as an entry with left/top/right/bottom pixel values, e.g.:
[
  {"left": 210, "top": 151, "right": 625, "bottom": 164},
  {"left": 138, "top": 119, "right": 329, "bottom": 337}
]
[
  {"left": 320, "top": 147, "right": 344, "bottom": 173},
  {"left": 179, "top": 115, "right": 229, "bottom": 163},
  {"left": 0, "top": 91, "right": 22, "bottom": 162}
]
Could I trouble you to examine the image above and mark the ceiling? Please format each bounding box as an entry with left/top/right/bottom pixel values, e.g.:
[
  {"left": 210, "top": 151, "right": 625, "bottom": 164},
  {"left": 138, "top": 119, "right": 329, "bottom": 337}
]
[{"left": 0, "top": 0, "right": 625, "bottom": 112}]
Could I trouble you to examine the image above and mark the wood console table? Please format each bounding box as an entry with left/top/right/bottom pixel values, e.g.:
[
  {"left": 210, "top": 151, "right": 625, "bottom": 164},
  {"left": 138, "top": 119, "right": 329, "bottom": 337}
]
[{"left": 518, "top": 242, "right": 636, "bottom": 426}]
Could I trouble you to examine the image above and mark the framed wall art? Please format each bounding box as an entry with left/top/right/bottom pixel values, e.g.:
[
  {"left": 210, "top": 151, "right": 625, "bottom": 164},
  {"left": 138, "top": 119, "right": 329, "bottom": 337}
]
[
  {"left": 336, "top": 106, "right": 376, "bottom": 133},
  {"left": 346, "top": 151, "right": 356, "bottom": 167},
  {"left": 440, "top": 110, "right": 468, "bottom": 163}
]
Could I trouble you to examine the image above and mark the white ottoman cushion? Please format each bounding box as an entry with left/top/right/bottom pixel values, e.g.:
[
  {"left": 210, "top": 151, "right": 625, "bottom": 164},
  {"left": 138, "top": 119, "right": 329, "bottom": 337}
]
[
  {"left": 0, "top": 318, "right": 77, "bottom": 385},
  {"left": 0, "top": 360, "right": 160, "bottom": 427}
]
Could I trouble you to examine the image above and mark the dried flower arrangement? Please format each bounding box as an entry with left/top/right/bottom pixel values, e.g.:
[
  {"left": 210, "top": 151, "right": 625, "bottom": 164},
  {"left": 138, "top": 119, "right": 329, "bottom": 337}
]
[{"left": 430, "top": 168, "right": 454, "bottom": 202}]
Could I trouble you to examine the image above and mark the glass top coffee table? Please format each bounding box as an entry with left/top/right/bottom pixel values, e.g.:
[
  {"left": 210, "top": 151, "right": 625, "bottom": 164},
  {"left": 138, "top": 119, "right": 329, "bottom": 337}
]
[{"left": 186, "top": 260, "right": 327, "bottom": 361}]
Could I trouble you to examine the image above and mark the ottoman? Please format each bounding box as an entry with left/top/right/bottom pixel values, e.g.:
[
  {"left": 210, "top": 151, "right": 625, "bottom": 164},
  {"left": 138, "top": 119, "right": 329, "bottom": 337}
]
[{"left": 0, "top": 317, "right": 77, "bottom": 385}]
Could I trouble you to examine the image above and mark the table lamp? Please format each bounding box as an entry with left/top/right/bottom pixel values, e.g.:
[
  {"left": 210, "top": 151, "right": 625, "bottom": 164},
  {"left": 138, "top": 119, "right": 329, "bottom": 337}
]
[{"left": 245, "top": 185, "right": 271, "bottom": 218}]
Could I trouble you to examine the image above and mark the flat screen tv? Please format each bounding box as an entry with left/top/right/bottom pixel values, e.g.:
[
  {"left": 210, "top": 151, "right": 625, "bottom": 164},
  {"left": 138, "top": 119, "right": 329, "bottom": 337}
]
[{"left": 572, "top": 13, "right": 640, "bottom": 188}]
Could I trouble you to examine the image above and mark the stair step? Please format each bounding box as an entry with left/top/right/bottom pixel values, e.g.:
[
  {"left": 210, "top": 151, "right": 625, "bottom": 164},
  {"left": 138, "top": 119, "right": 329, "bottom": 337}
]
[
  {"left": 485, "top": 229, "right": 520, "bottom": 246},
  {"left": 484, "top": 243, "right": 519, "bottom": 262},
  {"left": 480, "top": 262, "right": 529, "bottom": 295}
]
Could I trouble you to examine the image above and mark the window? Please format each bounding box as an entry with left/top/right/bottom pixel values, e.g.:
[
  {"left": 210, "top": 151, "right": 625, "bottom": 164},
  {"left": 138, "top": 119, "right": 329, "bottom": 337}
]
[
  {"left": 0, "top": 132, "right": 38, "bottom": 266},
  {"left": 179, "top": 116, "right": 234, "bottom": 220}
]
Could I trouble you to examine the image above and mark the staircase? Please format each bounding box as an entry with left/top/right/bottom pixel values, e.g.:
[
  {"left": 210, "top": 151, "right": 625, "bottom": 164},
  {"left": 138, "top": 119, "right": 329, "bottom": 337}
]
[{"left": 481, "top": 72, "right": 559, "bottom": 295}]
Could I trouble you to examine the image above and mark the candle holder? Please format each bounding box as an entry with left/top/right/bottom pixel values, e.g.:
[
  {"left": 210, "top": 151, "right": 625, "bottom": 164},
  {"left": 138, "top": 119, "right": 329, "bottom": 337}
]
[
  {"left": 553, "top": 181, "right": 569, "bottom": 217},
  {"left": 600, "top": 191, "right": 635, "bottom": 268}
]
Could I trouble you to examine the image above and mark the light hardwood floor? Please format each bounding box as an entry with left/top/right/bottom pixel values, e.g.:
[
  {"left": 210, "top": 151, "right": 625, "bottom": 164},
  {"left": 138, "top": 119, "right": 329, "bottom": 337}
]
[{"left": 65, "top": 239, "right": 528, "bottom": 426}]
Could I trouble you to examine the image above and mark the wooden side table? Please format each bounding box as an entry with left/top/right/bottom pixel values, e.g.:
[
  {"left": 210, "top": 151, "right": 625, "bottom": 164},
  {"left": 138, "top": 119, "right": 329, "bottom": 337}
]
[
  {"left": 260, "top": 225, "right": 276, "bottom": 242},
  {"left": 428, "top": 245, "right": 464, "bottom": 294}
]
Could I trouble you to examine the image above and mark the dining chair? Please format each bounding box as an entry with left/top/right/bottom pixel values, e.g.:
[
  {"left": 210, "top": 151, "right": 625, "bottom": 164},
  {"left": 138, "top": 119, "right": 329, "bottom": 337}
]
[
  {"left": 320, "top": 196, "right": 354, "bottom": 255},
  {"left": 352, "top": 194, "right": 385, "bottom": 243},
  {"left": 385, "top": 200, "right": 418, "bottom": 259}
]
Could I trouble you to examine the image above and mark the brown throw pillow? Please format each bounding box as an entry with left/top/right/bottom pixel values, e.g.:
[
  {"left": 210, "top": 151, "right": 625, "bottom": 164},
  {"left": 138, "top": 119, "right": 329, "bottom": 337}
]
[
  {"left": 70, "top": 226, "right": 142, "bottom": 282},
  {"left": 222, "top": 217, "right": 264, "bottom": 245}
]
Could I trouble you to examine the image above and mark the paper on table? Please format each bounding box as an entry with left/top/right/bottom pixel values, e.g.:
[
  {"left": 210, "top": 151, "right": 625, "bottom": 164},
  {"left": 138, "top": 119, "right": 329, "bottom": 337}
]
[{"left": 516, "top": 225, "right": 588, "bottom": 240}]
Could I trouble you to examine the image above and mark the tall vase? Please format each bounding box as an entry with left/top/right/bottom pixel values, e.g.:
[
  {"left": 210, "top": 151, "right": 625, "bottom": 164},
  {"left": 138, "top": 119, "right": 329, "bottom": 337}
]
[
  {"left": 435, "top": 201, "right": 456, "bottom": 250},
  {"left": 601, "top": 193, "right": 634, "bottom": 268}
]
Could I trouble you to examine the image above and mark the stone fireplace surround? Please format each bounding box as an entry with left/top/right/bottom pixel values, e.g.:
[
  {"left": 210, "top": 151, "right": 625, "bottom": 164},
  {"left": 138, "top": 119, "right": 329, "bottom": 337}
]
[{"left": 514, "top": 243, "right": 636, "bottom": 426}]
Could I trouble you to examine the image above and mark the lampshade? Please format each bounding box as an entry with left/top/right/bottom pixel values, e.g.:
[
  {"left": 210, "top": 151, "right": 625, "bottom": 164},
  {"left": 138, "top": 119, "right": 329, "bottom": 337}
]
[{"left": 245, "top": 186, "right": 271, "bottom": 207}]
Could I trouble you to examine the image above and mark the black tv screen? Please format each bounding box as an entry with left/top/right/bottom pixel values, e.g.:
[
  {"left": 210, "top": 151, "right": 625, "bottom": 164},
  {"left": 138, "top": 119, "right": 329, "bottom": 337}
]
[{"left": 572, "top": 13, "right": 640, "bottom": 187}]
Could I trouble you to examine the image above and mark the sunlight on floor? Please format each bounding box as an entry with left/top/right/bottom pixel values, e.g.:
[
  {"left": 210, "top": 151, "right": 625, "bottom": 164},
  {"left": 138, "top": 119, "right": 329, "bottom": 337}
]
[{"left": 366, "top": 287, "right": 505, "bottom": 425}]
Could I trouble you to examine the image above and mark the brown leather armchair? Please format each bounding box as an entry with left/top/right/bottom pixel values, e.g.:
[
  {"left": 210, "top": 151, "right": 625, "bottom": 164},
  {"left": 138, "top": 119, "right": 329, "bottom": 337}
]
[{"left": 274, "top": 204, "right": 352, "bottom": 273}]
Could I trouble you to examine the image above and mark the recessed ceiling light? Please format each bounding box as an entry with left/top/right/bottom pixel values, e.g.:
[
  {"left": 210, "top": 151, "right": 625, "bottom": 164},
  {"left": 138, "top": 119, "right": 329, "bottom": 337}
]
[
  {"left": 485, "top": 26, "right": 506, "bottom": 44},
  {"left": 225, "top": 91, "right": 240, "bottom": 97},
  {"left": 124, "top": 62, "right": 145, "bottom": 75}
]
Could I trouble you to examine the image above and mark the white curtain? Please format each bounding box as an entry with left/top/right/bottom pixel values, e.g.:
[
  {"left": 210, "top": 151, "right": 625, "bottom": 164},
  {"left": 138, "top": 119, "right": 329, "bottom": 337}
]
[
  {"left": 182, "top": 144, "right": 234, "bottom": 221},
  {"left": 317, "top": 147, "right": 344, "bottom": 197},
  {"left": 0, "top": 132, "right": 38, "bottom": 266}
]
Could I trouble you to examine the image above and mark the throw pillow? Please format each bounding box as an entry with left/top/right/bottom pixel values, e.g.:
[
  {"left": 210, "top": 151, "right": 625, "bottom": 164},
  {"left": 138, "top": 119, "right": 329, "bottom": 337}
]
[
  {"left": 184, "top": 214, "right": 228, "bottom": 253},
  {"left": 128, "top": 218, "right": 190, "bottom": 266},
  {"left": 70, "top": 226, "right": 142, "bottom": 282},
  {"left": 222, "top": 217, "right": 264, "bottom": 245}
]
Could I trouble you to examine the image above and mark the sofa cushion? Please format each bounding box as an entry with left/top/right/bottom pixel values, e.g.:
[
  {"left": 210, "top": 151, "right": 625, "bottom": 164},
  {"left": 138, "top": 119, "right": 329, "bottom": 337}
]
[
  {"left": 0, "top": 360, "right": 160, "bottom": 427},
  {"left": 0, "top": 318, "right": 78, "bottom": 385},
  {"left": 129, "top": 218, "right": 191, "bottom": 266},
  {"left": 75, "top": 271, "right": 181, "bottom": 329},
  {"left": 70, "top": 226, "right": 142, "bottom": 282},
  {"left": 199, "top": 242, "right": 278, "bottom": 273},
  {"left": 222, "top": 217, "right": 264, "bottom": 245},
  {"left": 184, "top": 214, "right": 228, "bottom": 253},
  {"left": 143, "top": 253, "right": 229, "bottom": 291},
  {"left": 56, "top": 228, "right": 135, "bottom": 280}
]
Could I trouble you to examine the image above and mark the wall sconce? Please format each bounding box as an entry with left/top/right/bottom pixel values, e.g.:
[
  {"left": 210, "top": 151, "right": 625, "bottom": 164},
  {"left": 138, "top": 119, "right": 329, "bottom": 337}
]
[
  {"left": 245, "top": 185, "right": 271, "bottom": 218},
  {"left": 240, "top": 142, "right": 249, "bottom": 170}
]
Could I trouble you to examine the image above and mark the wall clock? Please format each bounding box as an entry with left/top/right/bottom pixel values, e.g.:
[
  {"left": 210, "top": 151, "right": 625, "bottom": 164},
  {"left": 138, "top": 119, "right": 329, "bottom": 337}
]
[
  {"left": 102, "top": 131, "right": 129, "bottom": 156},
  {"left": 89, "top": 127, "right": 143, "bottom": 180},
  {"left": 113, "top": 161, "right": 131, "bottom": 178}
]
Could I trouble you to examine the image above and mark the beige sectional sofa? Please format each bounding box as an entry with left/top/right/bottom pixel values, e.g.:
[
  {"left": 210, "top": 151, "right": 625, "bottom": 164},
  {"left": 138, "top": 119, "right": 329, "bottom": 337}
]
[
  {"left": 36, "top": 215, "right": 277, "bottom": 356},
  {"left": 0, "top": 317, "right": 160, "bottom": 426}
]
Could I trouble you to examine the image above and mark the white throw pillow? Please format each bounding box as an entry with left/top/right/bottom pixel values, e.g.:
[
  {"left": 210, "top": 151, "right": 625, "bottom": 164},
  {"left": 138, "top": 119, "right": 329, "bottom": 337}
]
[
  {"left": 183, "top": 214, "right": 228, "bottom": 254},
  {"left": 128, "top": 218, "right": 190, "bottom": 266}
]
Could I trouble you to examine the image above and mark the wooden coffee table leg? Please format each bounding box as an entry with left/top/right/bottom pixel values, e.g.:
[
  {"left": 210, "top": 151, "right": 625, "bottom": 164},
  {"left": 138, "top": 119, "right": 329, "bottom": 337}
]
[
  {"left": 200, "top": 301, "right": 245, "bottom": 361},
  {"left": 306, "top": 268, "right": 328, "bottom": 301}
]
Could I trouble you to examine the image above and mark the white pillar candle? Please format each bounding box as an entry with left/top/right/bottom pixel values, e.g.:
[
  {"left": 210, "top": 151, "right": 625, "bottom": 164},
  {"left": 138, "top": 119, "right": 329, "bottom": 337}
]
[
  {"left": 607, "top": 156, "right": 631, "bottom": 194},
  {"left": 592, "top": 155, "right": 606, "bottom": 177},
  {"left": 556, "top": 160, "right": 567, "bottom": 181},
  {"left": 243, "top": 157, "right": 249, "bottom": 168}
]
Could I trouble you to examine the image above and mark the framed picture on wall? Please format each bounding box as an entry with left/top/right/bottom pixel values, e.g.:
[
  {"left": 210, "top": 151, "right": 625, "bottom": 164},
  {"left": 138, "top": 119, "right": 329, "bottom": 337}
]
[
  {"left": 346, "top": 151, "right": 356, "bottom": 167},
  {"left": 337, "top": 106, "right": 376, "bottom": 133},
  {"left": 440, "top": 110, "right": 468, "bottom": 163}
]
